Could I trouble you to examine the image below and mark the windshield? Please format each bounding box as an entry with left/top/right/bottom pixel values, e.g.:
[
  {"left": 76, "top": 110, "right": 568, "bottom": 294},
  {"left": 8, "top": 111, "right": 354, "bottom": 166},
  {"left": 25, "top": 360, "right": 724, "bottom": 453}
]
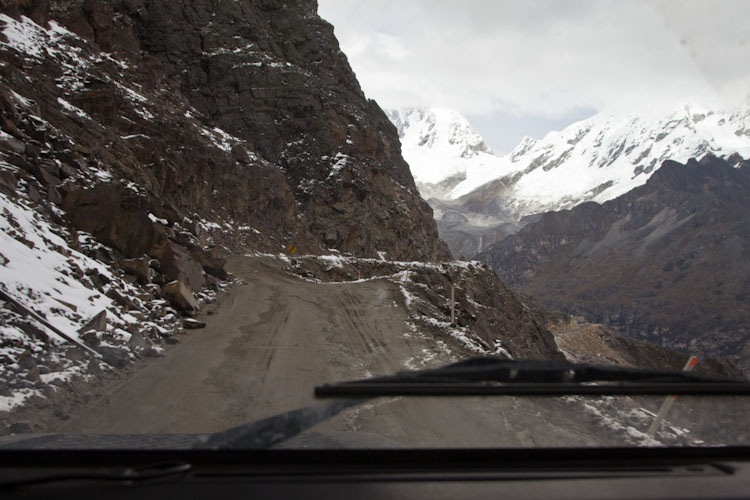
[{"left": 0, "top": 0, "right": 749, "bottom": 452}]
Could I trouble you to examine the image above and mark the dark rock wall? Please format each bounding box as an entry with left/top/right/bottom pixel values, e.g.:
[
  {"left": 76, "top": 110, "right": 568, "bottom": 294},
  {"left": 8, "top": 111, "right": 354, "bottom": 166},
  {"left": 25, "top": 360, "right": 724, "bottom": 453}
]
[
  {"left": 2, "top": 0, "right": 446, "bottom": 263},
  {"left": 103, "top": 0, "right": 446, "bottom": 261}
]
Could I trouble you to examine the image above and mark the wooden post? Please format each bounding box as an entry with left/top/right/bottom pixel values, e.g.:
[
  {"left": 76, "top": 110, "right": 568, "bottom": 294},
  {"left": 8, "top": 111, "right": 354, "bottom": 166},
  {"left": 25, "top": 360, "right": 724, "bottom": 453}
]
[
  {"left": 647, "top": 355, "right": 699, "bottom": 437},
  {"left": 450, "top": 285, "right": 455, "bottom": 326}
]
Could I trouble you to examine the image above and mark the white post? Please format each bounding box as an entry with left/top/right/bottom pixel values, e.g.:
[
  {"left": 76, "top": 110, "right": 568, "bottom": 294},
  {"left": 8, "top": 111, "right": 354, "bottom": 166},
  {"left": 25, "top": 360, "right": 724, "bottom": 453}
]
[
  {"left": 647, "top": 355, "right": 699, "bottom": 437},
  {"left": 450, "top": 285, "right": 455, "bottom": 326}
]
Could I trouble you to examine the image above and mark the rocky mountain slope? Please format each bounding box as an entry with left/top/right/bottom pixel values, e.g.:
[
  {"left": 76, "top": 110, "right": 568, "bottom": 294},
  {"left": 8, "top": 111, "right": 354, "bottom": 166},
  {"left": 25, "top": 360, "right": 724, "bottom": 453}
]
[
  {"left": 390, "top": 106, "right": 750, "bottom": 259},
  {"left": 0, "top": 0, "right": 452, "bottom": 415},
  {"left": 1, "top": 0, "right": 743, "bottom": 434},
  {"left": 479, "top": 156, "right": 750, "bottom": 374}
]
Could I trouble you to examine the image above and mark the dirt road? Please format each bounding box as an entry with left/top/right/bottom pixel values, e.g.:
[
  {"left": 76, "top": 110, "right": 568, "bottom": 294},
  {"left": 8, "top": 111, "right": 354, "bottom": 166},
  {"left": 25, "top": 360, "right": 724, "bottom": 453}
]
[{"left": 60, "top": 255, "right": 666, "bottom": 448}]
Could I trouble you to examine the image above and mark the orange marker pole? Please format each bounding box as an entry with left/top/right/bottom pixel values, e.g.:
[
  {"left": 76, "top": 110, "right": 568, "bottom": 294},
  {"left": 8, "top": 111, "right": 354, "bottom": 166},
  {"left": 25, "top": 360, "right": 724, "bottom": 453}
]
[{"left": 647, "top": 355, "right": 699, "bottom": 437}]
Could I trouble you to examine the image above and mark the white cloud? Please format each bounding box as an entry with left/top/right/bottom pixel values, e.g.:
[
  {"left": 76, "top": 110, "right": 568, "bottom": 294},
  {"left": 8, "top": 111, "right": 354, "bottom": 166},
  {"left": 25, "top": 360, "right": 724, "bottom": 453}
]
[{"left": 320, "top": 0, "right": 750, "bottom": 119}]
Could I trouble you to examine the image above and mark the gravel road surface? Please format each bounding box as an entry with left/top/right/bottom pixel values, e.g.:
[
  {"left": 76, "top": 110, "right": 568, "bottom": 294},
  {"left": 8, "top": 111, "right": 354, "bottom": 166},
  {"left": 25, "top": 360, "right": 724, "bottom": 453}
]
[{"left": 56, "top": 256, "right": 700, "bottom": 448}]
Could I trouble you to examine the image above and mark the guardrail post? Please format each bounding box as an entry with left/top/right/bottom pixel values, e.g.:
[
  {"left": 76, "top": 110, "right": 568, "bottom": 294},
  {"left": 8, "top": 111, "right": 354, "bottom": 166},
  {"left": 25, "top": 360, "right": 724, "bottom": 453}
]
[{"left": 450, "top": 285, "right": 456, "bottom": 326}]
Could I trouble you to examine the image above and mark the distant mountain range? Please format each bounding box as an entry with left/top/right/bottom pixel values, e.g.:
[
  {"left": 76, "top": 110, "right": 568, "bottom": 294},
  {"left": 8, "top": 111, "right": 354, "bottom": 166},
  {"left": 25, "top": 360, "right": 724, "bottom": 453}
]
[
  {"left": 389, "top": 106, "right": 750, "bottom": 258},
  {"left": 478, "top": 156, "right": 750, "bottom": 374},
  {"left": 390, "top": 107, "right": 750, "bottom": 374}
]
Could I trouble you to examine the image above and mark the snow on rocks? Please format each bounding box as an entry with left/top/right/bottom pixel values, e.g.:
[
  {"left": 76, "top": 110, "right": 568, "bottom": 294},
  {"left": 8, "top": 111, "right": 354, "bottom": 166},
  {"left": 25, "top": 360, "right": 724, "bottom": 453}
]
[
  {"left": 272, "top": 252, "right": 560, "bottom": 364},
  {"left": 0, "top": 188, "right": 190, "bottom": 420}
]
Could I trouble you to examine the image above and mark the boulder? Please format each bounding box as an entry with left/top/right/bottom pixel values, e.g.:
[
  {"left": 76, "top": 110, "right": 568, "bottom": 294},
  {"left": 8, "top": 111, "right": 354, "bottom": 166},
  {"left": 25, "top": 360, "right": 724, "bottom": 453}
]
[
  {"left": 25, "top": 364, "right": 40, "bottom": 382},
  {"left": 150, "top": 238, "right": 205, "bottom": 292},
  {"left": 189, "top": 245, "right": 228, "bottom": 280},
  {"left": 117, "top": 256, "right": 152, "bottom": 285},
  {"left": 162, "top": 280, "right": 199, "bottom": 313},
  {"left": 17, "top": 349, "right": 35, "bottom": 370},
  {"left": 0, "top": 133, "right": 26, "bottom": 155},
  {"left": 128, "top": 330, "right": 152, "bottom": 350},
  {"left": 78, "top": 310, "right": 107, "bottom": 334},
  {"left": 105, "top": 287, "right": 136, "bottom": 310},
  {"left": 79, "top": 330, "right": 101, "bottom": 347},
  {"left": 62, "top": 183, "right": 158, "bottom": 258},
  {"left": 96, "top": 345, "right": 130, "bottom": 368},
  {"left": 0, "top": 170, "right": 17, "bottom": 196},
  {"left": 145, "top": 345, "right": 165, "bottom": 358},
  {"left": 183, "top": 318, "right": 206, "bottom": 329}
]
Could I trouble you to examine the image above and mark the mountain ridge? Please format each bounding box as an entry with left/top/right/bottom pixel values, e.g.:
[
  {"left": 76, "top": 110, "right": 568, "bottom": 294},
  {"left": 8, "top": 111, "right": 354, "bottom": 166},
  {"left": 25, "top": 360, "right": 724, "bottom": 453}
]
[
  {"left": 478, "top": 155, "right": 750, "bottom": 374},
  {"left": 389, "top": 105, "right": 750, "bottom": 258}
]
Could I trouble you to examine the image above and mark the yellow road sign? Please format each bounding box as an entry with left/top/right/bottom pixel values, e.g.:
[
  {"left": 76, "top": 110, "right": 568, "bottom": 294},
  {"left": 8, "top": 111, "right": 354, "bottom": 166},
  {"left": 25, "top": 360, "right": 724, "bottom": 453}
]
[{"left": 287, "top": 244, "right": 298, "bottom": 255}]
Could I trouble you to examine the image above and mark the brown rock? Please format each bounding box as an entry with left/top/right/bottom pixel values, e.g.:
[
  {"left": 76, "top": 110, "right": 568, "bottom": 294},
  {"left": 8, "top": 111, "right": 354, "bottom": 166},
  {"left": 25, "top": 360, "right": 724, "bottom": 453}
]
[
  {"left": 0, "top": 133, "right": 25, "bottom": 155},
  {"left": 0, "top": 170, "right": 17, "bottom": 195},
  {"left": 26, "top": 364, "right": 40, "bottom": 382},
  {"left": 183, "top": 318, "right": 206, "bottom": 329},
  {"left": 150, "top": 238, "right": 205, "bottom": 292},
  {"left": 117, "top": 256, "right": 152, "bottom": 285},
  {"left": 80, "top": 330, "right": 100, "bottom": 347},
  {"left": 32, "top": 164, "right": 61, "bottom": 187},
  {"left": 17, "top": 349, "right": 35, "bottom": 370},
  {"left": 128, "top": 330, "right": 152, "bottom": 350},
  {"left": 189, "top": 246, "right": 227, "bottom": 280},
  {"left": 163, "top": 280, "right": 199, "bottom": 313},
  {"left": 105, "top": 287, "right": 136, "bottom": 310},
  {"left": 62, "top": 183, "right": 158, "bottom": 258},
  {"left": 96, "top": 345, "right": 130, "bottom": 368},
  {"left": 79, "top": 309, "right": 107, "bottom": 334},
  {"left": 47, "top": 185, "right": 62, "bottom": 205}
]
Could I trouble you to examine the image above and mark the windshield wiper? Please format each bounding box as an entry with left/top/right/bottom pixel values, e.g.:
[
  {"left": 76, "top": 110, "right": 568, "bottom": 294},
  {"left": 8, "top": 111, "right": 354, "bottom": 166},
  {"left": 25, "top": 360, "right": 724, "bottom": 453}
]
[
  {"left": 194, "top": 398, "right": 367, "bottom": 450},
  {"left": 193, "top": 357, "right": 750, "bottom": 450},
  {"left": 314, "top": 357, "right": 750, "bottom": 398}
]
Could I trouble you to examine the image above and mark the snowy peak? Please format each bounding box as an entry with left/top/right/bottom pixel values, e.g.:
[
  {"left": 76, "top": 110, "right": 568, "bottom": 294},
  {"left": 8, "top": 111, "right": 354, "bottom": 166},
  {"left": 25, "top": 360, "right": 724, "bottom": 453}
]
[
  {"left": 502, "top": 104, "right": 750, "bottom": 216},
  {"left": 386, "top": 107, "right": 503, "bottom": 194},
  {"left": 387, "top": 107, "right": 492, "bottom": 159},
  {"left": 386, "top": 108, "right": 492, "bottom": 158},
  {"left": 388, "top": 102, "right": 750, "bottom": 223}
]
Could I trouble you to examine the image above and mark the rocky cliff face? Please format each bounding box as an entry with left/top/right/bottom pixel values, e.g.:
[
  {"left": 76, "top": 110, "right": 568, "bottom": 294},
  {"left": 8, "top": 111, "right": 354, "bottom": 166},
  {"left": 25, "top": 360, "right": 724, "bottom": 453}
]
[
  {"left": 106, "top": 0, "right": 446, "bottom": 261},
  {"left": 2, "top": 0, "right": 446, "bottom": 263},
  {"left": 0, "top": 0, "right": 449, "bottom": 416},
  {"left": 479, "top": 156, "right": 750, "bottom": 373}
]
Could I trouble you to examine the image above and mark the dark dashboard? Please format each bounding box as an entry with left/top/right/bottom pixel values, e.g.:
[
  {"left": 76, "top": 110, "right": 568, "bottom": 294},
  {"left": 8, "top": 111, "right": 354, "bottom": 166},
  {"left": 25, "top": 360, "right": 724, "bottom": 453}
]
[{"left": 2, "top": 447, "right": 750, "bottom": 500}]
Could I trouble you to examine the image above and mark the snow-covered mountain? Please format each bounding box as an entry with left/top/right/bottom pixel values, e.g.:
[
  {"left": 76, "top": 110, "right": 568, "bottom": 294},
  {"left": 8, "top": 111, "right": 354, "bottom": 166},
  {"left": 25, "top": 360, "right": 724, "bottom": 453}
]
[
  {"left": 390, "top": 105, "right": 750, "bottom": 258},
  {"left": 385, "top": 108, "right": 501, "bottom": 199},
  {"left": 392, "top": 105, "right": 750, "bottom": 219},
  {"left": 497, "top": 106, "right": 750, "bottom": 218}
]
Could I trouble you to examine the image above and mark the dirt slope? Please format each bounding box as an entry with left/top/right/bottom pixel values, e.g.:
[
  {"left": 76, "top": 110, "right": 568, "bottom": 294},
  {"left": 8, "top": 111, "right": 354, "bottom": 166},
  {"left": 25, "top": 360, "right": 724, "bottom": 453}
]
[{"left": 61, "top": 256, "right": 425, "bottom": 434}]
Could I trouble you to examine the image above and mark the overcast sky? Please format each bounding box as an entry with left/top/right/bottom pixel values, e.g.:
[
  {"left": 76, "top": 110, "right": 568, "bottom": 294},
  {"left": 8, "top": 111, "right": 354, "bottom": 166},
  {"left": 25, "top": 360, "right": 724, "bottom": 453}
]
[{"left": 318, "top": 0, "right": 750, "bottom": 152}]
